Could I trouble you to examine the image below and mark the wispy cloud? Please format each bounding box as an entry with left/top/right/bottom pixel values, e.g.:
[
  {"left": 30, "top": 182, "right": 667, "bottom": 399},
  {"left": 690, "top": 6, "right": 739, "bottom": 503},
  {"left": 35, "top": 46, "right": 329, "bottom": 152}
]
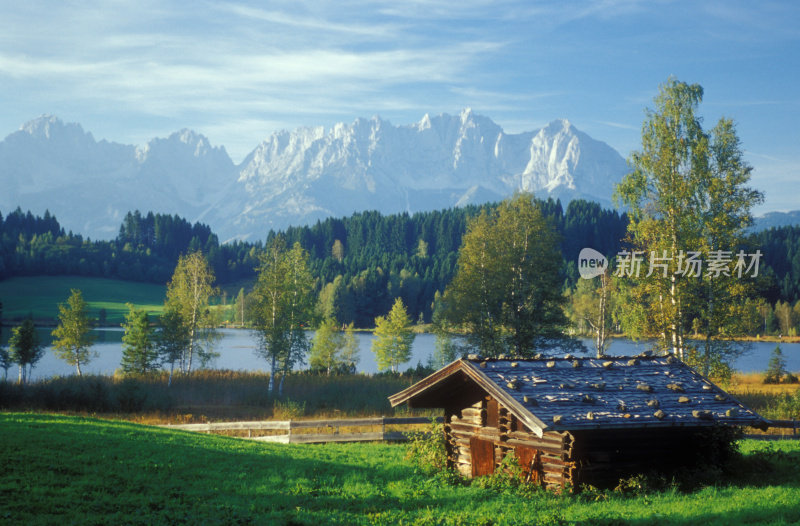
[
  {"left": 597, "top": 120, "right": 639, "bottom": 131},
  {"left": 219, "top": 3, "right": 401, "bottom": 39},
  {"left": 0, "top": 0, "right": 798, "bottom": 206}
]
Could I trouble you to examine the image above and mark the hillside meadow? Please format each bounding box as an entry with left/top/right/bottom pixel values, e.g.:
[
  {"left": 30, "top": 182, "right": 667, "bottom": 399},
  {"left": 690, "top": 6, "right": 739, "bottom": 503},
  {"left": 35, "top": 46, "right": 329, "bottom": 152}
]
[
  {"left": 0, "top": 276, "right": 166, "bottom": 324},
  {"left": 1, "top": 413, "right": 799, "bottom": 525}
]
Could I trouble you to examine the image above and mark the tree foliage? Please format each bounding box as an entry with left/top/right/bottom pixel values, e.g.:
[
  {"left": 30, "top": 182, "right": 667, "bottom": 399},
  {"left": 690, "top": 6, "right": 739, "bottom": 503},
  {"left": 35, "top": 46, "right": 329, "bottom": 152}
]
[
  {"left": 443, "top": 193, "right": 574, "bottom": 357},
  {"left": 9, "top": 319, "right": 44, "bottom": 384},
  {"left": 568, "top": 270, "right": 617, "bottom": 358},
  {"left": 309, "top": 318, "right": 359, "bottom": 375},
  {"left": 121, "top": 305, "right": 159, "bottom": 375},
  {"left": 252, "top": 238, "right": 315, "bottom": 394},
  {"left": 764, "top": 345, "right": 792, "bottom": 384},
  {"left": 156, "top": 306, "right": 190, "bottom": 386},
  {"left": 372, "top": 298, "right": 415, "bottom": 372},
  {"left": 615, "top": 78, "right": 764, "bottom": 378},
  {"left": 0, "top": 300, "right": 9, "bottom": 381},
  {"left": 165, "top": 251, "right": 219, "bottom": 374},
  {"left": 51, "top": 289, "right": 96, "bottom": 376}
]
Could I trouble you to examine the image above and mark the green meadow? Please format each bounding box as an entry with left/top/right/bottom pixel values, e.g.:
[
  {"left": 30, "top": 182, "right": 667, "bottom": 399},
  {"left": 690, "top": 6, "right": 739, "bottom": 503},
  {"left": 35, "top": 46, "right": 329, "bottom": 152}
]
[
  {"left": 0, "top": 276, "right": 166, "bottom": 324},
  {"left": 1, "top": 413, "right": 799, "bottom": 525}
]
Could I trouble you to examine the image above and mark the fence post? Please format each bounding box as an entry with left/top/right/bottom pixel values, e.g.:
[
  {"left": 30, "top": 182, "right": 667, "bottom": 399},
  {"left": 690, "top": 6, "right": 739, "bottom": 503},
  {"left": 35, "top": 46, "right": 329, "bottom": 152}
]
[{"left": 381, "top": 417, "right": 386, "bottom": 440}]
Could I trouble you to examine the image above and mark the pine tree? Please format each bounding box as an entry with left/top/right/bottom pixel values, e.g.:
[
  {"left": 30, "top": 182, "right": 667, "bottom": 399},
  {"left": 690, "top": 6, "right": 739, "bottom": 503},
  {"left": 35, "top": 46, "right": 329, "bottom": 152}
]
[
  {"left": 51, "top": 289, "right": 96, "bottom": 376},
  {"left": 764, "top": 345, "right": 787, "bottom": 384},
  {"left": 121, "top": 305, "right": 159, "bottom": 375}
]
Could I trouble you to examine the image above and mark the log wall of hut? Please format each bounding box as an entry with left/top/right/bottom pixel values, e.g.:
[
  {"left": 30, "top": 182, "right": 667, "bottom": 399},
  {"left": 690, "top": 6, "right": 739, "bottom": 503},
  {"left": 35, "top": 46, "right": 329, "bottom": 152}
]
[
  {"left": 443, "top": 394, "right": 723, "bottom": 491},
  {"left": 568, "top": 427, "right": 724, "bottom": 488},
  {"left": 444, "top": 395, "right": 575, "bottom": 491}
]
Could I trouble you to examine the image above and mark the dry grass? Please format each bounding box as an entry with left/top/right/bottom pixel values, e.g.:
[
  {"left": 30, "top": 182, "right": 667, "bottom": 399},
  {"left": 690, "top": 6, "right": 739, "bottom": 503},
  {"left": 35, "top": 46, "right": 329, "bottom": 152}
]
[
  {"left": 726, "top": 372, "right": 800, "bottom": 429},
  {"left": 728, "top": 372, "right": 800, "bottom": 396},
  {"left": 0, "top": 370, "right": 436, "bottom": 425}
]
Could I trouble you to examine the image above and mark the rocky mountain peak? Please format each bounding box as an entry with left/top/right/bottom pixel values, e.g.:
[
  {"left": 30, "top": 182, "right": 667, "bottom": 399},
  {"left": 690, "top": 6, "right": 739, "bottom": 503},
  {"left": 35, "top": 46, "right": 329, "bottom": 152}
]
[{"left": 1, "top": 111, "right": 629, "bottom": 241}]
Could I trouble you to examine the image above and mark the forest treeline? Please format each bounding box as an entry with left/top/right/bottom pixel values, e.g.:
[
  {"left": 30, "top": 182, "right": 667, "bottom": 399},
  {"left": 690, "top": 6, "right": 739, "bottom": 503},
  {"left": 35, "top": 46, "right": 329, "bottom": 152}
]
[
  {"left": 0, "top": 208, "right": 260, "bottom": 284},
  {"left": 1, "top": 201, "right": 798, "bottom": 327}
]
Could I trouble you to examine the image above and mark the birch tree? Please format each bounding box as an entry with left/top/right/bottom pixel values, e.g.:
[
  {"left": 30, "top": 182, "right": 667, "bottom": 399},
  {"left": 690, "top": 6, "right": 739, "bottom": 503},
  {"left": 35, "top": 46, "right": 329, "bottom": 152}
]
[
  {"left": 9, "top": 319, "right": 44, "bottom": 384},
  {"left": 569, "top": 270, "right": 615, "bottom": 358},
  {"left": 51, "top": 289, "right": 95, "bottom": 376},
  {"left": 156, "top": 306, "right": 190, "bottom": 386},
  {"left": 165, "top": 251, "right": 218, "bottom": 373},
  {"left": 310, "top": 317, "right": 344, "bottom": 375},
  {"left": 233, "top": 287, "right": 246, "bottom": 328},
  {"left": 372, "top": 298, "right": 415, "bottom": 372},
  {"left": 443, "top": 193, "right": 575, "bottom": 357},
  {"left": 341, "top": 322, "right": 360, "bottom": 373},
  {"left": 615, "top": 78, "right": 763, "bottom": 377},
  {"left": 252, "top": 238, "right": 314, "bottom": 394},
  {"left": 0, "top": 300, "right": 10, "bottom": 381},
  {"left": 310, "top": 319, "right": 360, "bottom": 375}
]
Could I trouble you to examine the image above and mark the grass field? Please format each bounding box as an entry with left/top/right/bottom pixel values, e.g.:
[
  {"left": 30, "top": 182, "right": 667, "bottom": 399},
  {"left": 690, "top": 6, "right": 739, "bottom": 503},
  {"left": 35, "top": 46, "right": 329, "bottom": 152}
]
[
  {"left": 0, "top": 276, "right": 166, "bottom": 325},
  {"left": 1, "top": 413, "right": 799, "bottom": 525}
]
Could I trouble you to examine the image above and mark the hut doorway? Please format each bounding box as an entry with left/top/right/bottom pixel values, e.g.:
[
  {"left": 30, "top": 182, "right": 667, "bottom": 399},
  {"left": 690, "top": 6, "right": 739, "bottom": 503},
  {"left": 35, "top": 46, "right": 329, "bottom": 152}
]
[{"left": 470, "top": 437, "right": 496, "bottom": 477}]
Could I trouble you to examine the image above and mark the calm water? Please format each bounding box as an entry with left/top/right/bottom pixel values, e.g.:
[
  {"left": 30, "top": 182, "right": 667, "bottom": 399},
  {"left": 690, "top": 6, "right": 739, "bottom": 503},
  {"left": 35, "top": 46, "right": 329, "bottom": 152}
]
[{"left": 4, "top": 328, "right": 800, "bottom": 382}]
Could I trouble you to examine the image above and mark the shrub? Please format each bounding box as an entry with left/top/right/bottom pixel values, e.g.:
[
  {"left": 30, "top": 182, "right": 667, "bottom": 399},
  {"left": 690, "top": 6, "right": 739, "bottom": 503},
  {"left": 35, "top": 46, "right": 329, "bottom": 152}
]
[
  {"left": 273, "top": 398, "right": 306, "bottom": 419},
  {"left": 404, "top": 418, "right": 448, "bottom": 476},
  {"left": 471, "top": 451, "right": 548, "bottom": 498}
]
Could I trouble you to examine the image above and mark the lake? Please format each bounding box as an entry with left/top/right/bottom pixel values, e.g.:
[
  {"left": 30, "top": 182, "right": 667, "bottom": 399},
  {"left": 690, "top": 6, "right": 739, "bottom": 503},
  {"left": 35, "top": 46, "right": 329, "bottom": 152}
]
[{"left": 4, "top": 328, "right": 800, "bottom": 382}]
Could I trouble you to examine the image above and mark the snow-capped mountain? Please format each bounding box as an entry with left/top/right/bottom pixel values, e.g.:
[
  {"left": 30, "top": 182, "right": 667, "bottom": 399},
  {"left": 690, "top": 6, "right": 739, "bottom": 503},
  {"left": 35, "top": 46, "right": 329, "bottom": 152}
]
[
  {"left": 0, "top": 116, "right": 237, "bottom": 238},
  {"left": 0, "top": 111, "right": 629, "bottom": 241}
]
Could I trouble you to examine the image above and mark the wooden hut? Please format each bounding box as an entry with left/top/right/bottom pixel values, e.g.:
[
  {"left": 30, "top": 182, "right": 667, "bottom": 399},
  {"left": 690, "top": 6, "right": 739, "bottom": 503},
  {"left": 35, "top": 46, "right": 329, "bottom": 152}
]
[{"left": 389, "top": 355, "right": 765, "bottom": 490}]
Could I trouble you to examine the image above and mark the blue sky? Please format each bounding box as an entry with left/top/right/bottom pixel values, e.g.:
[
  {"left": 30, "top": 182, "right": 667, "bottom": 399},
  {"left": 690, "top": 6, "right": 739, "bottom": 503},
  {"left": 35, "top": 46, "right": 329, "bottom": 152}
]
[{"left": 2, "top": 0, "right": 798, "bottom": 212}]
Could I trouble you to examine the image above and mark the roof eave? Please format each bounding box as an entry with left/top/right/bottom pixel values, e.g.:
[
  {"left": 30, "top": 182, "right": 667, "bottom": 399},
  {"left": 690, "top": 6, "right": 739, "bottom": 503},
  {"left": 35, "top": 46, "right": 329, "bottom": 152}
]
[
  {"left": 458, "top": 360, "right": 549, "bottom": 438},
  {"left": 388, "top": 359, "right": 467, "bottom": 408}
]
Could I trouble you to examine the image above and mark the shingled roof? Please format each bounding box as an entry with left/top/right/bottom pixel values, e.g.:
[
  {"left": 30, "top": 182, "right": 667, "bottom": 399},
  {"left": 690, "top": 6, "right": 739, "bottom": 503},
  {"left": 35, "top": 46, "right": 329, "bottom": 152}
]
[{"left": 389, "top": 354, "right": 765, "bottom": 438}]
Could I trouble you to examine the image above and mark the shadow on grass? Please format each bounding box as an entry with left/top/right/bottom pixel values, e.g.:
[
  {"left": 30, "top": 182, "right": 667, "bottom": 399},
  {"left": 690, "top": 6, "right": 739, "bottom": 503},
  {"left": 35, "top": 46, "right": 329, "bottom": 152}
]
[
  {"left": 3, "top": 414, "right": 800, "bottom": 525},
  {"left": 0, "top": 413, "right": 477, "bottom": 525}
]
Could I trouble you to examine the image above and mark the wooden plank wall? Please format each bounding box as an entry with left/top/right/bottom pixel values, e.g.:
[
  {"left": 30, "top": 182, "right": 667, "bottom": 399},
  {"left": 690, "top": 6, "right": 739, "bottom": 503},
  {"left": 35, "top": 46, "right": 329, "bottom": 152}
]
[{"left": 445, "top": 396, "right": 574, "bottom": 491}]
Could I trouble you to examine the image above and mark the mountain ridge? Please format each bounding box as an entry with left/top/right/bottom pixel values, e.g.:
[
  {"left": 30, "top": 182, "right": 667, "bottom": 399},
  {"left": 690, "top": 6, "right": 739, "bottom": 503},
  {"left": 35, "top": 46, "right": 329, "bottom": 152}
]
[{"left": 1, "top": 112, "right": 630, "bottom": 241}]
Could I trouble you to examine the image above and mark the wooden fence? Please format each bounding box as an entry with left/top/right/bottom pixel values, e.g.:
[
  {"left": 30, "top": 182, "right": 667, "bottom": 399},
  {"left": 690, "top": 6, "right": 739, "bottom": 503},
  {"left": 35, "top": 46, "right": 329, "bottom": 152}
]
[
  {"left": 744, "top": 419, "right": 799, "bottom": 440},
  {"left": 160, "top": 416, "right": 798, "bottom": 444},
  {"left": 160, "top": 416, "right": 444, "bottom": 444}
]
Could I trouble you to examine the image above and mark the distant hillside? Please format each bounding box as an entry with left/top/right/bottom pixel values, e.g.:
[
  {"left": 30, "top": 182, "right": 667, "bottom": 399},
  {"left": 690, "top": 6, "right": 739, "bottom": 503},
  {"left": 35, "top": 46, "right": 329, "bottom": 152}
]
[{"left": 754, "top": 210, "right": 800, "bottom": 231}]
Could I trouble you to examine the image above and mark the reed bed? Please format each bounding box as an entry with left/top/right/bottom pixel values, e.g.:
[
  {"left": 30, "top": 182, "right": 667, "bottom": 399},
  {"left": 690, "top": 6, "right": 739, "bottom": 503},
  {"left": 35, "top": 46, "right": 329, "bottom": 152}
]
[{"left": 0, "top": 369, "right": 435, "bottom": 424}]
